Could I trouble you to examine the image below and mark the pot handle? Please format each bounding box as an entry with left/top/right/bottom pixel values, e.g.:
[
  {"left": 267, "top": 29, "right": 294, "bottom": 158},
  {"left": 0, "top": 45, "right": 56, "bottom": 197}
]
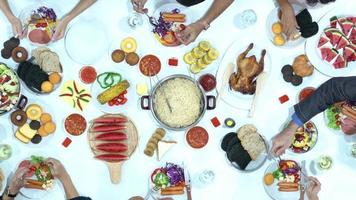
[
  {"left": 16, "top": 95, "right": 28, "bottom": 110},
  {"left": 206, "top": 95, "right": 216, "bottom": 110},
  {"left": 140, "top": 95, "right": 150, "bottom": 110}
]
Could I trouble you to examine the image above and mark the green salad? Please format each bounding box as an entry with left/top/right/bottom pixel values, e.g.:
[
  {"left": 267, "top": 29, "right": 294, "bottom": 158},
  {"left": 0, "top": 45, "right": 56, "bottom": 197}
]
[{"left": 326, "top": 105, "right": 342, "bottom": 130}]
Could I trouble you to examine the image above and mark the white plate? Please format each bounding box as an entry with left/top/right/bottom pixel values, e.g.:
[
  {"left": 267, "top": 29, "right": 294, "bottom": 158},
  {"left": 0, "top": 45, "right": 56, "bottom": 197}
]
[
  {"left": 11, "top": 99, "right": 55, "bottom": 148},
  {"left": 305, "top": 8, "right": 356, "bottom": 77},
  {"left": 65, "top": 18, "right": 109, "bottom": 65},
  {"left": 266, "top": 4, "right": 305, "bottom": 48},
  {"left": 215, "top": 40, "right": 271, "bottom": 110},
  {"left": 263, "top": 162, "right": 306, "bottom": 200},
  {"left": 323, "top": 109, "right": 344, "bottom": 135},
  {"left": 91, "top": 69, "right": 134, "bottom": 114},
  {"left": 152, "top": 3, "right": 193, "bottom": 46},
  {"left": 108, "top": 36, "right": 142, "bottom": 68}
]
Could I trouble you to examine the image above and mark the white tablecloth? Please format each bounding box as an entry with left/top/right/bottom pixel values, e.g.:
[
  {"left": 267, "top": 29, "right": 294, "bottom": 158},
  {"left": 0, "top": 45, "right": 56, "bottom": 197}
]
[{"left": 0, "top": 0, "right": 356, "bottom": 199}]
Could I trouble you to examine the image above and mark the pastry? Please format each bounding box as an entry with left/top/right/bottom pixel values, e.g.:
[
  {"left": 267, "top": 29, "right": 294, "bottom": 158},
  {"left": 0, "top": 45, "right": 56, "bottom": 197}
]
[
  {"left": 15, "top": 130, "right": 30, "bottom": 143},
  {"left": 26, "top": 104, "right": 43, "bottom": 120},
  {"left": 49, "top": 72, "right": 61, "bottom": 84},
  {"left": 125, "top": 52, "right": 139, "bottom": 66},
  {"left": 111, "top": 49, "right": 125, "bottom": 63},
  {"left": 121, "top": 37, "right": 137, "bottom": 53},
  {"left": 19, "top": 124, "right": 37, "bottom": 139},
  {"left": 1, "top": 48, "right": 12, "bottom": 59},
  {"left": 40, "top": 113, "right": 52, "bottom": 123},
  {"left": 29, "top": 120, "right": 41, "bottom": 130},
  {"left": 11, "top": 46, "right": 28, "bottom": 63},
  {"left": 10, "top": 110, "right": 28, "bottom": 126},
  {"left": 41, "top": 81, "right": 54, "bottom": 93},
  {"left": 30, "top": 134, "right": 42, "bottom": 144}
]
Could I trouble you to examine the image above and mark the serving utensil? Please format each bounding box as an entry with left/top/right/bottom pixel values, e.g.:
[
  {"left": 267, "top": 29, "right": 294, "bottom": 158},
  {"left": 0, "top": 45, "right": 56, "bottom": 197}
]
[
  {"left": 299, "top": 160, "right": 308, "bottom": 200},
  {"left": 216, "top": 62, "right": 234, "bottom": 106},
  {"left": 144, "top": 185, "right": 159, "bottom": 200},
  {"left": 184, "top": 165, "right": 192, "bottom": 200},
  {"left": 248, "top": 72, "right": 268, "bottom": 117}
]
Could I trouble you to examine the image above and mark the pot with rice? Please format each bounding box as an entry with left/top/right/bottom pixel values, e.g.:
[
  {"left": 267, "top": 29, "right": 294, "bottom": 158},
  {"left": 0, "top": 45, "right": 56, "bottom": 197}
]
[{"left": 141, "top": 74, "right": 216, "bottom": 131}]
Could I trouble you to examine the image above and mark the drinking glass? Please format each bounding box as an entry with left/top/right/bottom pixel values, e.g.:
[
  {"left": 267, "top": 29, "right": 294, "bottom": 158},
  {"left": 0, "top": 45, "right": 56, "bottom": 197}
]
[
  {"left": 0, "top": 144, "right": 12, "bottom": 161},
  {"left": 128, "top": 12, "right": 143, "bottom": 28},
  {"left": 234, "top": 9, "right": 257, "bottom": 29}
]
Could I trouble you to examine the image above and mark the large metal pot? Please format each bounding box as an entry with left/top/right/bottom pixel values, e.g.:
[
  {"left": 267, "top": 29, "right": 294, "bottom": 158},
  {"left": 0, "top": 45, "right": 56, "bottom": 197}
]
[
  {"left": 0, "top": 63, "right": 27, "bottom": 116},
  {"left": 140, "top": 74, "right": 216, "bottom": 131}
]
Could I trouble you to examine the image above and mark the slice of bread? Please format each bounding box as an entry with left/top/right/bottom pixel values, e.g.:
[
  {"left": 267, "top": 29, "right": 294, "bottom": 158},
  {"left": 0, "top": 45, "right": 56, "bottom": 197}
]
[{"left": 237, "top": 124, "right": 265, "bottom": 161}]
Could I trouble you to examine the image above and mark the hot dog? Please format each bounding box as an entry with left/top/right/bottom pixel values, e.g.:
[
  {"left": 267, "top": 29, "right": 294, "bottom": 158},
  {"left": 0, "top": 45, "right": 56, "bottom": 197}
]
[
  {"left": 25, "top": 179, "right": 43, "bottom": 186},
  {"left": 163, "top": 17, "right": 186, "bottom": 23},
  {"left": 342, "top": 105, "right": 356, "bottom": 121},
  {"left": 162, "top": 13, "right": 186, "bottom": 19},
  {"left": 160, "top": 190, "right": 184, "bottom": 196},
  {"left": 278, "top": 187, "right": 299, "bottom": 192},
  {"left": 161, "top": 185, "right": 185, "bottom": 192},
  {"left": 277, "top": 182, "right": 299, "bottom": 187}
]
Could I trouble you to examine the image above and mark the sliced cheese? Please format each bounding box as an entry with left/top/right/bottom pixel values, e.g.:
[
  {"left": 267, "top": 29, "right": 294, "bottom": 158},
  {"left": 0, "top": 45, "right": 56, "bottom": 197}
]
[
  {"left": 136, "top": 83, "right": 148, "bottom": 96},
  {"left": 15, "top": 130, "right": 30, "bottom": 144},
  {"left": 19, "top": 124, "right": 37, "bottom": 139},
  {"left": 157, "top": 140, "right": 177, "bottom": 161}
]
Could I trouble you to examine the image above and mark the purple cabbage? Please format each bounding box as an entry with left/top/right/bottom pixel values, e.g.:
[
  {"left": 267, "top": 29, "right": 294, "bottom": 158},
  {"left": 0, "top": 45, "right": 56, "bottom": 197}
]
[
  {"left": 152, "top": 9, "right": 180, "bottom": 37},
  {"left": 34, "top": 6, "right": 57, "bottom": 21},
  {"left": 165, "top": 163, "right": 185, "bottom": 185}
]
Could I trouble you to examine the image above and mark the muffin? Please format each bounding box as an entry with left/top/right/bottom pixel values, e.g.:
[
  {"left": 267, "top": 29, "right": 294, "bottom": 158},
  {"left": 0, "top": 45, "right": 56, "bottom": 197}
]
[
  {"left": 111, "top": 49, "right": 125, "bottom": 63},
  {"left": 125, "top": 52, "right": 139, "bottom": 66}
]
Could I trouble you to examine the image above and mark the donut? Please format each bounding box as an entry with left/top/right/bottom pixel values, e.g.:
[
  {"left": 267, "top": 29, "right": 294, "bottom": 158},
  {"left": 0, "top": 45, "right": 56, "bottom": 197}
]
[
  {"left": 26, "top": 104, "right": 43, "bottom": 120},
  {"left": 111, "top": 49, "right": 125, "bottom": 63},
  {"left": 125, "top": 52, "right": 139, "bottom": 66},
  {"left": 11, "top": 46, "right": 28, "bottom": 63},
  {"left": 11, "top": 110, "right": 28, "bottom": 126}
]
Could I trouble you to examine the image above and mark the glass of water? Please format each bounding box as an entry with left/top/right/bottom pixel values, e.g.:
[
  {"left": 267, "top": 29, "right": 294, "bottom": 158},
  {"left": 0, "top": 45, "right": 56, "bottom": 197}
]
[
  {"left": 128, "top": 12, "right": 143, "bottom": 28},
  {"left": 0, "top": 144, "right": 12, "bottom": 161},
  {"left": 234, "top": 9, "right": 257, "bottom": 29},
  {"left": 198, "top": 170, "right": 215, "bottom": 186}
]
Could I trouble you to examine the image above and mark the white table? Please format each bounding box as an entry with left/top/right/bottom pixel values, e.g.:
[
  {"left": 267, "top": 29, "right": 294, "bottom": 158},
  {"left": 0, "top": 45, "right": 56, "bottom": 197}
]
[{"left": 0, "top": 0, "right": 356, "bottom": 199}]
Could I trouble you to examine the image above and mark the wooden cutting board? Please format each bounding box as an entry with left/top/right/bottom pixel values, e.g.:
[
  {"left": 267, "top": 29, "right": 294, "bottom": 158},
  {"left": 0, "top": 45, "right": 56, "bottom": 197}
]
[{"left": 88, "top": 114, "right": 138, "bottom": 184}]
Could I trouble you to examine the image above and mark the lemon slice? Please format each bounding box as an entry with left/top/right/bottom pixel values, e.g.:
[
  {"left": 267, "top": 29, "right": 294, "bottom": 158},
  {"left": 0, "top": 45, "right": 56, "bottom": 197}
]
[
  {"left": 192, "top": 47, "right": 205, "bottom": 59},
  {"left": 183, "top": 52, "right": 196, "bottom": 65},
  {"left": 190, "top": 63, "right": 201, "bottom": 74},
  {"left": 198, "top": 41, "right": 211, "bottom": 52},
  {"left": 197, "top": 59, "right": 207, "bottom": 69},
  {"left": 202, "top": 55, "right": 213, "bottom": 65},
  {"left": 207, "top": 48, "right": 219, "bottom": 60}
]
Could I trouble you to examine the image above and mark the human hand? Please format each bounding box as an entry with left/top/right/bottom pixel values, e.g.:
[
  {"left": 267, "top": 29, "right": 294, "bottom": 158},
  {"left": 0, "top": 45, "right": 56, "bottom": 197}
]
[
  {"left": 45, "top": 158, "right": 68, "bottom": 181},
  {"left": 306, "top": 177, "right": 321, "bottom": 200},
  {"left": 131, "top": 0, "right": 148, "bottom": 13},
  {"left": 52, "top": 18, "right": 69, "bottom": 41},
  {"left": 176, "top": 21, "right": 205, "bottom": 45},
  {"left": 271, "top": 121, "right": 298, "bottom": 156},
  {"left": 9, "top": 17, "right": 24, "bottom": 39},
  {"left": 280, "top": 4, "right": 299, "bottom": 39},
  {"left": 8, "top": 167, "right": 28, "bottom": 194}
]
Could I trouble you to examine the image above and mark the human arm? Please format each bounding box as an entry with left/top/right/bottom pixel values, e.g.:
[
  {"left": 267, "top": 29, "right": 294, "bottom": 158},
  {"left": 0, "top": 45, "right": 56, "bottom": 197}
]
[
  {"left": 45, "top": 158, "right": 80, "bottom": 199},
  {"left": 306, "top": 177, "right": 321, "bottom": 200},
  {"left": 131, "top": 0, "right": 148, "bottom": 14},
  {"left": 277, "top": 0, "right": 298, "bottom": 39},
  {"left": 2, "top": 167, "right": 28, "bottom": 200},
  {"left": 52, "top": 0, "right": 97, "bottom": 41},
  {"left": 0, "top": 0, "right": 24, "bottom": 38},
  {"left": 176, "top": 0, "right": 234, "bottom": 45}
]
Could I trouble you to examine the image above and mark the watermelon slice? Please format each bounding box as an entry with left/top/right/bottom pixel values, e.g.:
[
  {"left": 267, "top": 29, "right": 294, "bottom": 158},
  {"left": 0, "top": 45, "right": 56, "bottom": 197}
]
[
  {"left": 336, "top": 35, "right": 351, "bottom": 50},
  {"left": 330, "top": 16, "right": 338, "bottom": 28},
  {"left": 350, "top": 28, "right": 356, "bottom": 44},
  {"left": 340, "top": 21, "right": 354, "bottom": 36},
  {"left": 318, "top": 35, "right": 330, "bottom": 48},
  {"left": 346, "top": 16, "right": 356, "bottom": 25},
  {"left": 320, "top": 47, "right": 337, "bottom": 62},
  {"left": 330, "top": 31, "right": 343, "bottom": 46},
  {"left": 327, "top": 49, "right": 339, "bottom": 62},
  {"left": 324, "top": 28, "right": 340, "bottom": 40},
  {"left": 333, "top": 55, "right": 346, "bottom": 69},
  {"left": 344, "top": 46, "right": 356, "bottom": 62}
]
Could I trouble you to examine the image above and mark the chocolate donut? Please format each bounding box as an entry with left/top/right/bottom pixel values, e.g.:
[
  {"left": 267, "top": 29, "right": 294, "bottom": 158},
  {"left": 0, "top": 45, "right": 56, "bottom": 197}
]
[
  {"left": 11, "top": 110, "right": 28, "bottom": 126},
  {"left": 11, "top": 46, "right": 28, "bottom": 63}
]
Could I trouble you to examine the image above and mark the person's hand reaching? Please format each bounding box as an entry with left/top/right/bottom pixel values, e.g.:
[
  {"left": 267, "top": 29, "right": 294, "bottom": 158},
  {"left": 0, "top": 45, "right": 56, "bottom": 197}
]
[
  {"left": 271, "top": 121, "right": 298, "bottom": 156},
  {"left": 280, "top": 3, "right": 298, "bottom": 39},
  {"left": 176, "top": 21, "right": 205, "bottom": 45},
  {"left": 131, "top": 0, "right": 148, "bottom": 14},
  {"left": 8, "top": 167, "right": 29, "bottom": 194},
  {"left": 45, "top": 158, "right": 68, "bottom": 181},
  {"left": 306, "top": 177, "right": 321, "bottom": 200},
  {"left": 52, "top": 19, "right": 69, "bottom": 41},
  {"left": 9, "top": 16, "right": 24, "bottom": 39}
]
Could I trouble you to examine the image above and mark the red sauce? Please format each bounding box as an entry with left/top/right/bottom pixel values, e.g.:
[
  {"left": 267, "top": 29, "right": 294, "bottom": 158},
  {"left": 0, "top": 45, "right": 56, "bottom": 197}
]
[
  {"left": 80, "top": 66, "right": 97, "bottom": 84},
  {"left": 186, "top": 126, "right": 209, "bottom": 149},
  {"left": 64, "top": 113, "right": 87, "bottom": 136},
  {"left": 139, "top": 55, "right": 161, "bottom": 77},
  {"left": 299, "top": 87, "right": 315, "bottom": 102},
  {"left": 199, "top": 74, "right": 216, "bottom": 92}
]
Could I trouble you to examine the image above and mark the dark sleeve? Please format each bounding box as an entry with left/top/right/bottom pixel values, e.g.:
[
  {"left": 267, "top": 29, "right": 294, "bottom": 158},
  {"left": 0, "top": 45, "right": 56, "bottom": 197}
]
[
  {"left": 294, "top": 76, "right": 356, "bottom": 123},
  {"left": 69, "top": 197, "right": 92, "bottom": 200}
]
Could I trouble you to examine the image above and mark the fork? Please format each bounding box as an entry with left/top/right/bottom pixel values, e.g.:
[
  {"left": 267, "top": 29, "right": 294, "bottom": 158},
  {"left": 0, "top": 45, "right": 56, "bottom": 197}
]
[
  {"left": 144, "top": 186, "right": 160, "bottom": 200},
  {"left": 144, "top": 12, "right": 159, "bottom": 27}
]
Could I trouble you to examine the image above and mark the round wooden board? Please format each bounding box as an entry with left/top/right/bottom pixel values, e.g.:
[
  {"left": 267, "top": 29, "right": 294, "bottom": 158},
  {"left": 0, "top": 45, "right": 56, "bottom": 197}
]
[{"left": 88, "top": 114, "right": 138, "bottom": 184}]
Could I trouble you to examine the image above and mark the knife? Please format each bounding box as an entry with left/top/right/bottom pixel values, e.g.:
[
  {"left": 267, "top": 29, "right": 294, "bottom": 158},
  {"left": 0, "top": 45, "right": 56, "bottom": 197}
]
[
  {"left": 300, "top": 160, "right": 308, "bottom": 200},
  {"left": 216, "top": 62, "right": 234, "bottom": 106},
  {"left": 184, "top": 166, "right": 192, "bottom": 200},
  {"left": 248, "top": 72, "right": 268, "bottom": 118}
]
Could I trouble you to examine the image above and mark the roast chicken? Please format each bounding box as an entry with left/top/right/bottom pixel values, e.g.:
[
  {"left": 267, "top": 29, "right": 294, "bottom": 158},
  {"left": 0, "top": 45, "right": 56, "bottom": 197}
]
[{"left": 229, "top": 43, "right": 266, "bottom": 95}]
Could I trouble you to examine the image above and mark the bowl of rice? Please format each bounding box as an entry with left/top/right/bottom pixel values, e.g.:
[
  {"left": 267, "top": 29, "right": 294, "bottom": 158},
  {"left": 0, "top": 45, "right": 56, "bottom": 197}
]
[{"left": 141, "top": 74, "right": 216, "bottom": 131}]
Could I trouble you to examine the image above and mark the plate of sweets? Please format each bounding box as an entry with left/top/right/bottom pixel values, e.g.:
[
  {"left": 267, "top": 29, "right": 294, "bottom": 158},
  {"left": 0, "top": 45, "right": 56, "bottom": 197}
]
[
  {"left": 19, "top": 5, "right": 60, "bottom": 46},
  {"left": 152, "top": 3, "right": 192, "bottom": 47}
]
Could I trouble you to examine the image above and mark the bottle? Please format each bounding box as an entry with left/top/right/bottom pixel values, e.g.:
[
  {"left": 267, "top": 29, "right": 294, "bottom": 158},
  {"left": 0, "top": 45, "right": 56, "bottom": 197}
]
[{"left": 177, "top": 0, "right": 205, "bottom": 7}]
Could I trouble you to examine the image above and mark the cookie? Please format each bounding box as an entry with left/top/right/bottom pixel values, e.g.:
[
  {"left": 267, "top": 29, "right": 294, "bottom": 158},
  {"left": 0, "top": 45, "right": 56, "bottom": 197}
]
[
  {"left": 31, "top": 134, "right": 42, "bottom": 144},
  {"left": 1, "top": 48, "right": 11, "bottom": 59}
]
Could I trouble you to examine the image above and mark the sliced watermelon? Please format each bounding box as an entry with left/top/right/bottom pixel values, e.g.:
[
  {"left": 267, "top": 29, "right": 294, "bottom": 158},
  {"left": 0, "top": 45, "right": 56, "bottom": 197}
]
[
  {"left": 327, "top": 49, "right": 338, "bottom": 62},
  {"left": 324, "top": 28, "right": 340, "bottom": 40},
  {"left": 346, "top": 16, "right": 356, "bottom": 25},
  {"left": 344, "top": 46, "right": 356, "bottom": 62},
  {"left": 318, "top": 35, "right": 330, "bottom": 48},
  {"left": 336, "top": 35, "right": 351, "bottom": 50},
  {"left": 333, "top": 55, "right": 346, "bottom": 69},
  {"left": 340, "top": 21, "right": 354, "bottom": 36},
  {"left": 320, "top": 47, "right": 333, "bottom": 61},
  {"left": 330, "top": 31, "right": 343, "bottom": 46},
  {"left": 350, "top": 28, "right": 356, "bottom": 44},
  {"left": 330, "top": 16, "right": 338, "bottom": 28}
]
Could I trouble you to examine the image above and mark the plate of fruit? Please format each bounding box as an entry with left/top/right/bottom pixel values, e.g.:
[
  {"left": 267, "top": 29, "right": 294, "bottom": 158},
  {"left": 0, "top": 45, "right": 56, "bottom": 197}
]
[
  {"left": 288, "top": 121, "right": 318, "bottom": 154},
  {"left": 305, "top": 7, "right": 356, "bottom": 77},
  {"left": 18, "top": 155, "right": 58, "bottom": 199},
  {"left": 263, "top": 160, "right": 304, "bottom": 200},
  {"left": 152, "top": 3, "right": 192, "bottom": 47},
  {"left": 19, "top": 5, "right": 60, "bottom": 46}
]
